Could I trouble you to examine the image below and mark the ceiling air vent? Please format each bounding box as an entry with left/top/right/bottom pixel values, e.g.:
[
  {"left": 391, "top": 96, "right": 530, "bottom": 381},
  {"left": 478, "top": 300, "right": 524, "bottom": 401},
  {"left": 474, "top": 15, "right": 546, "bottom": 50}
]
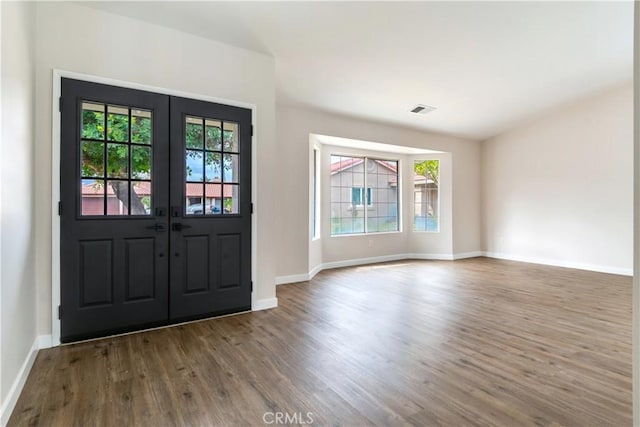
[{"left": 410, "top": 104, "right": 437, "bottom": 115}]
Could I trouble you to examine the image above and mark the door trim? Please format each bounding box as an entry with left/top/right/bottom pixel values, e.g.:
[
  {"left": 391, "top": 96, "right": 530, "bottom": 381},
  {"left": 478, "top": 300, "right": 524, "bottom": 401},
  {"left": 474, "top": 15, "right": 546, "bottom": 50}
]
[{"left": 51, "top": 69, "right": 261, "bottom": 347}]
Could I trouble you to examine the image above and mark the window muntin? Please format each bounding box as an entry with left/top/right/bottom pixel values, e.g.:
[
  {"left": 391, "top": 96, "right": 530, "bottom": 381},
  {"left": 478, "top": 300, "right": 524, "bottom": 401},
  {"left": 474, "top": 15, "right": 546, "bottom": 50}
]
[
  {"left": 413, "top": 159, "right": 439, "bottom": 232},
  {"left": 184, "top": 116, "right": 240, "bottom": 216},
  {"left": 330, "top": 155, "right": 399, "bottom": 235},
  {"left": 80, "top": 102, "right": 152, "bottom": 216}
]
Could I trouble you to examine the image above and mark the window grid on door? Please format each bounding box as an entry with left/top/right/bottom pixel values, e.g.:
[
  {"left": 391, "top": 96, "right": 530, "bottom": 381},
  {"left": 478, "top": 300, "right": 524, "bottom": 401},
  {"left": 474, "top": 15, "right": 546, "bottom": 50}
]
[
  {"left": 80, "top": 101, "right": 153, "bottom": 216},
  {"left": 184, "top": 116, "right": 240, "bottom": 216}
]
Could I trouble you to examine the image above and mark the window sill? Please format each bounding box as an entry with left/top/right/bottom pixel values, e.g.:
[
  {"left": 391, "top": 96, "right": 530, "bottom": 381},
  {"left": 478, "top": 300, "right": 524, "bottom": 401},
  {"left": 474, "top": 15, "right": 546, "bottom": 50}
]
[{"left": 330, "top": 230, "right": 403, "bottom": 238}]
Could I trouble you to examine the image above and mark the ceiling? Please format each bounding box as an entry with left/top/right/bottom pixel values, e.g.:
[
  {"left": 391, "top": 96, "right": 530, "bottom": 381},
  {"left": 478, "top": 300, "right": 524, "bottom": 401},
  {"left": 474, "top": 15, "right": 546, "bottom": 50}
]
[{"left": 85, "top": 1, "right": 634, "bottom": 140}]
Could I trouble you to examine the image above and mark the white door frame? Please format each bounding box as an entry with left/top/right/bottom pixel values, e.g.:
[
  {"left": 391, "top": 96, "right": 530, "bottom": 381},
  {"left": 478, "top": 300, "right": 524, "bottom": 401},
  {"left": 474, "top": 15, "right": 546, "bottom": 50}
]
[{"left": 51, "top": 69, "right": 259, "bottom": 346}]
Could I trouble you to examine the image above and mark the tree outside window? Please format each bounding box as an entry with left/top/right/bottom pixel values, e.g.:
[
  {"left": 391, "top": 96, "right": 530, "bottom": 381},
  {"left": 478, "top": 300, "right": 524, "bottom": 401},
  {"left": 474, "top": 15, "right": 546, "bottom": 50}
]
[{"left": 413, "top": 159, "right": 439, "bottom": 232}]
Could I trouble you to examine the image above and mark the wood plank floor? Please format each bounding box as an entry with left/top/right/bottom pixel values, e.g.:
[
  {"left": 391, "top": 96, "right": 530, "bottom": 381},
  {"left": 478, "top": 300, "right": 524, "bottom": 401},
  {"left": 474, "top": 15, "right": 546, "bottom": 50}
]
[{"left": 9, "top": 257, "right": 632, "bottom": 426}]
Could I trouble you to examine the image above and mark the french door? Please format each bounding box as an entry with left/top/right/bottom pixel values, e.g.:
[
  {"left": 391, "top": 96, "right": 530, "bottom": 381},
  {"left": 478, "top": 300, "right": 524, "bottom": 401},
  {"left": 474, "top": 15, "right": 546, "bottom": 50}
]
[{"left": 60, "top": 78, "right": 252, "bottom": 343}]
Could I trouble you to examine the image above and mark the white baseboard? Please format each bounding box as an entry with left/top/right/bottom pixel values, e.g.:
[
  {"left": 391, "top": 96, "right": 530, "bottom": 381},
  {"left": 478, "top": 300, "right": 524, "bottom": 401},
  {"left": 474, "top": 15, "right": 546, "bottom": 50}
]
[
  {"left": 276, "top": 254, "right": 410, "bottom": 285},
  {"left": 308, "top": 263, "right": 323, "bottom": 281},
  {"left": 275, "top": 273, "right": 310, "bottom": 285},
  {"left": 453, "top": 251, "right": 483, "bottom": 260},
  {"left": 37, "top": 334, "right": 53, "bottom": 350},
  {"left": 482, "top": 251, "right": 633, "bottom": 276},
  {"left": 321, "top": 254, "right": 409, "bottom": 270},
  {"left": 252, "top": 297, "right": 278, "bottom": 311},
  {"left": 276, "top": 252, "right": 486, "bottom": 286},
  {"left": 0, "top": 334, "right": 50, "bottom": 426},
  {"left": 406, "top": 253, "right": 454, "bottom": 260},
  {"left": 275, "top": 250, "right": 629, "bottom": 285}
]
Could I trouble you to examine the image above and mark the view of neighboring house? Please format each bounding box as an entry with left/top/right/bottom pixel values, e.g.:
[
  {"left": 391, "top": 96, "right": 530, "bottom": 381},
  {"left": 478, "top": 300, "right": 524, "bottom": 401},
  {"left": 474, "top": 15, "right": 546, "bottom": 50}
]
[
  {"left": 184, "top": 182, "right": 236, "bottom": 214},
  {"left": 330, "top": 156, "right": 399, "bottom": 234},
  {"left": 330, "top": 156, "right": 440, "bottom": 234},
  {"left": 80, "top": 180, "right": 151, "bottom": 215},
  {"left": 414, "top": 172, "right": 439, "bottom": 232},
  {"left": 81, "top": 180, "right": 234, "bottom": 215}
]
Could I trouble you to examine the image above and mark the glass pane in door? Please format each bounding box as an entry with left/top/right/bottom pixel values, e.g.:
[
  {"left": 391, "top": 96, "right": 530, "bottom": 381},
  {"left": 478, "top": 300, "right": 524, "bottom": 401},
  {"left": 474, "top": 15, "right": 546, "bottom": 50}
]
[
  {"left": 185, "top": 115, "right": 241, "bottom": 216},
  {"left": 79, "top": 102, "right": 152, "bottom": 216}
]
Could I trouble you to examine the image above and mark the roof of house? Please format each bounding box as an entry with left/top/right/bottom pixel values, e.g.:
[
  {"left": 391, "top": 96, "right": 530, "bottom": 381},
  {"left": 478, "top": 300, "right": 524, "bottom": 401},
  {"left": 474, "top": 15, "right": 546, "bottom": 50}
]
[
  {"left": 330, "top": 158, "right": 398, "bottom": 175},
  {"left": 330, "top": 157, "right": 363, "bottom": 174}
]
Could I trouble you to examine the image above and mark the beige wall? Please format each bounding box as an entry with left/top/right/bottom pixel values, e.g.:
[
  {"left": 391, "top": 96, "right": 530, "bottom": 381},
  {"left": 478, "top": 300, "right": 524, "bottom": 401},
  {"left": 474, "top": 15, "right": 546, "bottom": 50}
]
[
  {"left": 482, "top": 82, "right": 633, "bottom": 273},
  {"left": 276, "top": 105, "right": 481, "bottom": 278},
  {"left": 33, "top": 2, "right": 277, "bottom": 336},
  {"left": 1, "top": 0, "right": 37, "bottom": 416}
]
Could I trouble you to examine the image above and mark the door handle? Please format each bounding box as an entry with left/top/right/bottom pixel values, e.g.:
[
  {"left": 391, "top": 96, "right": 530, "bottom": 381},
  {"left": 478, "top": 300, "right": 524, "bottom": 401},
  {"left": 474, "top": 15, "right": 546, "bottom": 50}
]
[
  {"left": 146, "top": 223, "right": 166, "bottom": 232},
  {"left": 172, "top": 223, "right": 192, "bottom": 232}
]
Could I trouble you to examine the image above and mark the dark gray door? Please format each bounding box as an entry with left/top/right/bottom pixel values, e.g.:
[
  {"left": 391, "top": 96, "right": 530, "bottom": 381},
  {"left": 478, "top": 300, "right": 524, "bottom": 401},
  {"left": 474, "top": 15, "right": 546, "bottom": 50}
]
[
  {"left": 60, "top": 79, "right": 170, "bottom": 342},
  {"left": 60, "top": 79, "right": 252, "bottom": 342},
  {"left": 169, "top": 97, "right": 252, "bottom": 321}
]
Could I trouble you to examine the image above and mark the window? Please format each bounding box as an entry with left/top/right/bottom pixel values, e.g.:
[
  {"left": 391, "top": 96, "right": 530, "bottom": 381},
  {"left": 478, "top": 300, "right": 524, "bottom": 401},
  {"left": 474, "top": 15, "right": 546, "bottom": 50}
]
[
  {"left": 413, "top": 159, "right": 439, "bottom": 232},
  {"left": 330, "top": 155, "right": 399, "bottom": 235},
  {"left": 80, "top": 102, "right": 153, "bottom": 216},
  {"left": 184, "top": 117, "right": 240, "bottom": 215},
  {"left": 351, "top": 187, "right": 372, "bottom": 206}
]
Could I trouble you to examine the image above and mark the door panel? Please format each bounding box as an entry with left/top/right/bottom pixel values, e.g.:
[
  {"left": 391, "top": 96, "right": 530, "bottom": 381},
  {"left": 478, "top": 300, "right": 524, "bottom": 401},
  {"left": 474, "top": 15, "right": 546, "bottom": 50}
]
[
  {"left": 124, "top": 238, "right": 157, "bottom": 301},
  {"left": 78, "top": 239, "right": 113, "bottom": 306},
  {"left": 60, "top": 78, "right": 170, "bottom": 342},
  {"left": 219, "top": 234, "right": 242, "bottom": 289},
  {"left": 169, "top": 97, "right": 252, "bottom": 322},
  {"left": 184, "top": 235, "right": 210, "bottom": 293}
]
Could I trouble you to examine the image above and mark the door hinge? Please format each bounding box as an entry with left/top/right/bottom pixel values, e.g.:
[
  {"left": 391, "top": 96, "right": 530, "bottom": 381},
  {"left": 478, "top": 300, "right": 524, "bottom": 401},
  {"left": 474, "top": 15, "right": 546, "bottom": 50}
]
[
  {"left": 58, "top": 305, "right": 62, "bottom": 320},
  {"left": 59, "top": 97, "right": 63, "bottom": 113},
  {"left": 251, "top": 125, "right": 253, "bottom": 136},
  {"left": 250, "top": 203, "right": 254, "bottom": 214},
  {"left": 58, "top": 201, "right": 62, "bottom": 215},
  {"left": 250, "top": 281, "right": 253, "bottom": 292}
]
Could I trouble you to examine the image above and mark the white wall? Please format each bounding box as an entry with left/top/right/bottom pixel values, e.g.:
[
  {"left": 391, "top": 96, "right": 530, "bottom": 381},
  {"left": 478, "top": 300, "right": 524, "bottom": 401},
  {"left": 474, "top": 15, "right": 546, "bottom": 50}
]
[
  {"left": 276, "top": 105, "right": 481, "bottom": 278},
  {"left": 482, "top": 83, "right": 633, "bottom": 274},
  {"left": 33, "top": 2, "right": 277, "bottom": 337},
  {"left": 0, "top": 0, "right": 37, "bottom": 420}
]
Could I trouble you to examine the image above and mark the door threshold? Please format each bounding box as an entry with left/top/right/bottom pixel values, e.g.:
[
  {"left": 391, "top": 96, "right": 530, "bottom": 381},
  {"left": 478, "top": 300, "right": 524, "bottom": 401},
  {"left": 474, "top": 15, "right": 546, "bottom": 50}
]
[{"left": 59, "top": 309, "right": 252, "bottom": 347}]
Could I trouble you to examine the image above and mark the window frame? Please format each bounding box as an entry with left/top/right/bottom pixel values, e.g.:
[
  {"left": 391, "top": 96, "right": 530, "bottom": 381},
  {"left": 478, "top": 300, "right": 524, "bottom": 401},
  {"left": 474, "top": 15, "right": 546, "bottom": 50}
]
[
  {"left": 330, "top": 153, "right": 401, "bottom": 237},
  {"left": 412, "top": 158, "right": 440, "bottom": 233}
]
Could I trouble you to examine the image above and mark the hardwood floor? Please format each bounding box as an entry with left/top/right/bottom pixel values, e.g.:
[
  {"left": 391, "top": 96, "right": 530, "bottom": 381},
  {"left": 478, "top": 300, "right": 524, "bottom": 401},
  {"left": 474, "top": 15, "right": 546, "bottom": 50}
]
[{"left": 9, "top": 258, "right": 632, "bottom": 426}]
